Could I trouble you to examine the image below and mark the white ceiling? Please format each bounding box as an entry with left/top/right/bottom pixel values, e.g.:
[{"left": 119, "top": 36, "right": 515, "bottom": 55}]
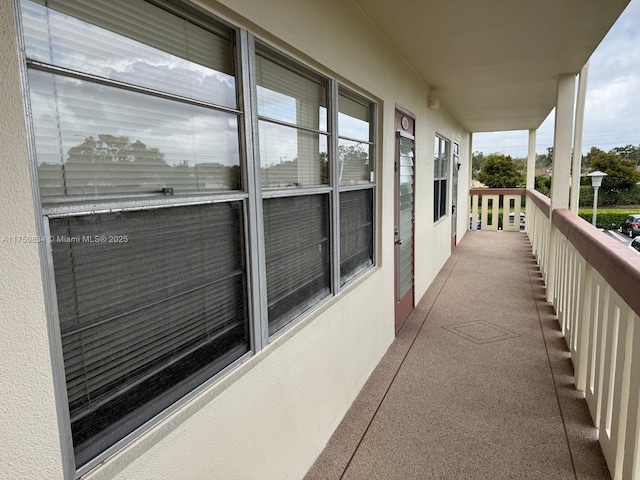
[{"left": 354, "top": 0, "right": 631, "bottom": 132}]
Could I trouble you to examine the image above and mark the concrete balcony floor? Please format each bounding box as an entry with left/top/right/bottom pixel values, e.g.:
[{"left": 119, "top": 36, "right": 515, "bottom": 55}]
[{"left": 305, "top": 231, "right": 610, "bottom": 480}]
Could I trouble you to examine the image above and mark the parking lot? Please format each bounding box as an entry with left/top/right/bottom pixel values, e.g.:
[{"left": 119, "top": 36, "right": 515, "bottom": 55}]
[{"left": 605, "top": 228, "right": 634, "bottom": 247}]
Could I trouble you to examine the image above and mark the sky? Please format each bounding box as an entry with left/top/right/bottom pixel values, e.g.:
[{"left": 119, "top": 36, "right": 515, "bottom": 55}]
[{"left": 473, "top": 0, "right": 640, "bottom": 158}]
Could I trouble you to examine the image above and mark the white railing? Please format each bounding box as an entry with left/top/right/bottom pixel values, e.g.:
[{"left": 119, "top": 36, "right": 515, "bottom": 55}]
[
  {"left": 470, "top": 188, "right": 527, "bottom": 232},
  {"left": 526, "top": 189, "right": 640, "bottom": 480}
]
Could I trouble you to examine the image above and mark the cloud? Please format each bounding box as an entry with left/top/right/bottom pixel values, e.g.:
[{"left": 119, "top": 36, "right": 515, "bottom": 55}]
[{"left": 475, "top": 0, "right": 640, "bottom": 157}]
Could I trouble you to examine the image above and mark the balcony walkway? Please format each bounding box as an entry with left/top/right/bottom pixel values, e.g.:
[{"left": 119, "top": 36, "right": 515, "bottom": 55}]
[{"left": 305, "top": 231, "right": 610, "bottom": 480}]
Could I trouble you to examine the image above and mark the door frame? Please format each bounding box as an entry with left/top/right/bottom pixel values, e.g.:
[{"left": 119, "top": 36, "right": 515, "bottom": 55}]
[
  {"left": 394, "top": 106, "right": 415, "bottom": 333},
  {"left": 451, "top": 141, "right": 459, "bottom": 248}
]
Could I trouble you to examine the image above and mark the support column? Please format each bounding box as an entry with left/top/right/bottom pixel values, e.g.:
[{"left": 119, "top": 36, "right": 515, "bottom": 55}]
[
  {"left": 570, "top": 63, "right": 589, "bottom": 213},
  {"left": 547, "top": 73, "right": 576, "bottom": 303},
  {"left": 549, "top": 74, "right": 576, "bottom": 212},
  {"left": 526, "top": 129, "right": 536, "bottom": 189}
]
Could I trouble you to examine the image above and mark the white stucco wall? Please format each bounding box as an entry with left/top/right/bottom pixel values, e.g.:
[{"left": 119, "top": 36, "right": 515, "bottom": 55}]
[
  {"left": 0, "top": 1, "right": 65, "bottom": 479},
  {"left": 0, "top": 0, "right": 471, "bottom": 478}
]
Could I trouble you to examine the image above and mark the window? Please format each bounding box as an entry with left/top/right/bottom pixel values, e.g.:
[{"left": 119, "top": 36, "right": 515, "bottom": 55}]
[
  {"left": 255, "top": 47, "right": 332, "bottom": 334},
  {"left": 22, "top": 0, "right": 249, "bottom": 469},
  {"left": 23, "top": 0, "right": 240, "bottom": 198},
  {"left": 338, "top": 88, "right": 375, "bottom": 284},
  {"left": 20, "top": 0, "right": 377, "bottom": 472},
  {"left": 434, "top": 136, "right": 450, "bottom": 221}
]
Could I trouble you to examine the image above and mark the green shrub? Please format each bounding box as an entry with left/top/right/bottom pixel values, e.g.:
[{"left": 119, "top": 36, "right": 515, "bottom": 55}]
[
  {"left": 579, "top": 185, "right": 640, "bottom": 207},
  {"left": 576, "top": 210, "right": 632, "bottom": 229}
]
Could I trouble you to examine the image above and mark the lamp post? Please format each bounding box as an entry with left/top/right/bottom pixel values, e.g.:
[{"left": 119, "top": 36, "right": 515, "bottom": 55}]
[{"left": 587, "top": 171, "right": 607, "bottom": 227}]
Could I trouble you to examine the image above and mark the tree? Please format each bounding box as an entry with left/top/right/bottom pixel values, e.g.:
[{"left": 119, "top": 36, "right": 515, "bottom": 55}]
[
  {"left": 536, "top": 147, "right": 553, "bottom": 172},
  {"left": 476, "top": 153, "right": 523, "bottom": 188},
  {"left": 585, "top": 146, "right": 640, "bottom": 192},
  {"left": 511, "top": 156, "right": 527, "bottom": 176},
  {"left": 535, "top": 174, "right": 551, "bottom": 196},
  {"left": 612, "top": 144, "right": 640, "bottom": 169},
  {"left": 472, "top": 151, "right": 486, "bottom": 179}
]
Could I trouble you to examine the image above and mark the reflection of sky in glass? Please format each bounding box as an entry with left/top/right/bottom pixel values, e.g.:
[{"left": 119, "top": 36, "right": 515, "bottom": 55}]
[
  {"left": 259, "top": 121, "right": 328, "bottom": 188},
  {"left": 257, "top": 86, "right": 328, "bottom": 131},
  {"left": 257, "top": 86, "right": 296, "bottom": 124},
  {"left": 21, "top": 0, "right": 236, "bottom": 108},
  {"left": 338, "top": 112, "right": 370, "bottom": 142},
  {"left": 255, "top": 54, "right": 327, "bottom": 131}
]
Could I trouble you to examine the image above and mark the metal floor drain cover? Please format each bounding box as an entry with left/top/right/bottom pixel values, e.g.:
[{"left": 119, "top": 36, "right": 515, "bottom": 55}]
[{"left": 443, "top": 321, "right": 520, "bottom": 345}]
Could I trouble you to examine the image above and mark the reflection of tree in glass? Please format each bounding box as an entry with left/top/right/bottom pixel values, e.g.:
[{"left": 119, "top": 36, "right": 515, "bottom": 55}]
[
  {"left": 339, "top": 144, "right": 369, "bottom": 184},
  {"left": 67, "top": 135, "right": 167, "bottom": 165},
  {"left": 260, "top": 145, "right": 369, "bottom": 188},
  {"left": 37, "top": 135, "right": 240, "bottom": 195}
]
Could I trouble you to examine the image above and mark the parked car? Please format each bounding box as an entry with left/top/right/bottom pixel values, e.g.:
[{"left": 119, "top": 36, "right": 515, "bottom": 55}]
[
  {"left": 629, "top": 237, "right": 640, "bottom": 254},
  {"left": 508, "top": 212, "right": 526, "bottom": 230},
  {"left": 469, "top": 214, "right": 481, "bottom": 230},
  {"left": 620, "top": 214, "right": 640, "bottom": 238}
]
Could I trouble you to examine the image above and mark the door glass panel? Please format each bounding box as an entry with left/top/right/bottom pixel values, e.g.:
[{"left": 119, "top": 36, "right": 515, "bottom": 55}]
[{"left": 398, "top": 136, "right": 414, "bottom": 300}]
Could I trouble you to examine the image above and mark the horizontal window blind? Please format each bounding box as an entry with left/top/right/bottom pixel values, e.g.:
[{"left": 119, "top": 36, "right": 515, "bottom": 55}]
[
  {"left": 338, "top": 91, "right": 371, "bottom": 142},
  {"left": 340, "top": 189, "right": 373, "bottom": 285},
  {"left": 29, "top": 70, "right": 241, "bottom": 197},
  {"left": 258, "top": 121, "right": 328, "bottom": 188},
  {"left": 49, "top": 202, "right": 249, "bottom": 467},
  {"left": 23, "top": 0, "right": 235, "bottom": 107},
  {"left": 263, "top": 195, "right": 330, "bottom": 334},
  {"left": 255, "top": 53, "right": 327, "bottom": 131}
]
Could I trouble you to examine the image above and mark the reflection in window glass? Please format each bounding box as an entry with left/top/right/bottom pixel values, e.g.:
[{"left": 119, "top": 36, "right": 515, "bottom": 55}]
[
  {"left": 338, "top": 139, "right": 370, "bottom": 185},
  {"left": 255, "top": 54, "right": 327, "bottom": 131},
  {"left": 338, "top": 92, "right": 371, "bottom": 142},
  {"left": 21, "top": 0, "right": 237, "bottom": 108},
  {"left": 259, "top": 121, "right": 328, "bottom": 188},
  {"left": 338, "top": 89, "right": 373, "bottom": 186},
  {"left": 29, "top": 70, "right": 241, "bottom": 197}
]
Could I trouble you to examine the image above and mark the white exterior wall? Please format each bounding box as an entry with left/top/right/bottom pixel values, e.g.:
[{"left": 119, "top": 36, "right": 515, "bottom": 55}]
[
  {"left": 0, "top": 2, "right": 65, "bottom": 478},
  {"left": 0, "top": 0, "right": 471, "bottom": 478}
]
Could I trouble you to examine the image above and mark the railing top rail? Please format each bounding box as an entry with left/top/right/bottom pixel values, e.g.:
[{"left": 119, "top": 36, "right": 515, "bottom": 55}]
[
  {"left": 526, "top": 189, "right": 550, "bottom": 218},
  {"left": 553, "top": 208, "right": 640, "bottom": 317},
  {"left": 469, "top": 188, "right": 527, "bottom": 196}
]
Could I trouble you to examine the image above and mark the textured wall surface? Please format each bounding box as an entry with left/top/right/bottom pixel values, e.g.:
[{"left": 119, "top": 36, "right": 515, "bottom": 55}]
[{"left": 0, "top": 0, "right": 64, "bottom": 479}]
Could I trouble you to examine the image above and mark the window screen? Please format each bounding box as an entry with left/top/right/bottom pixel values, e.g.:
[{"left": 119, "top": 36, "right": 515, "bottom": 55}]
[
  {"left": 340, "top": 189, "right": 373, "bottom": 284},
  {"left": 263, "top": 195, "right": 331, "bottom": 335},
  {"left": 50, "top": 203, "right": 249, "bottom": 467}
]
